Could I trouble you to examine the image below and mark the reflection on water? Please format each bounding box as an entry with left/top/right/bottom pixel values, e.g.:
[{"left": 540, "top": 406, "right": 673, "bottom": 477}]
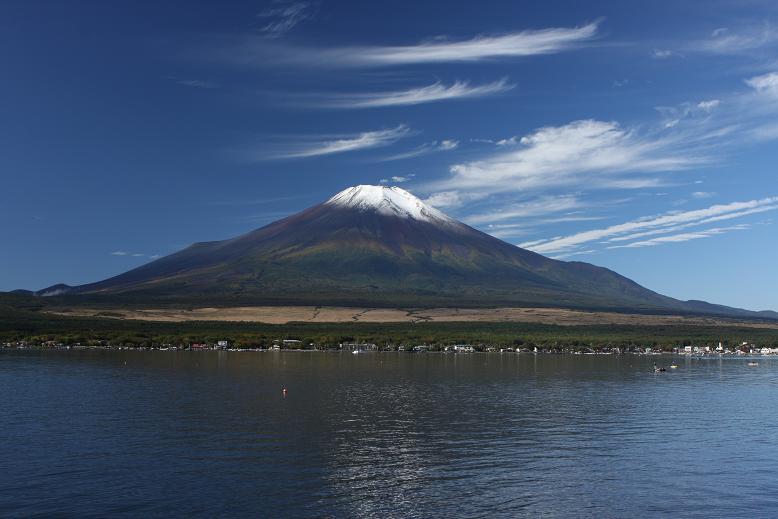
[{"left": 1, "top": 350, "right": 777, "bottom": 517}]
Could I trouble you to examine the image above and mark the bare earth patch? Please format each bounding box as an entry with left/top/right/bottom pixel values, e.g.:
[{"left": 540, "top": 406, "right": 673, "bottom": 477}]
[{"left": 47, "top": 306, "right": 778, "bottom": 329}]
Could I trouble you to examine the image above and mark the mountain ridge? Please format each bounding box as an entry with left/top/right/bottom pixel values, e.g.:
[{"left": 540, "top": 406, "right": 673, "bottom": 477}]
[{"left": 29, "top": 185, "right": 777, "bottom": 320}]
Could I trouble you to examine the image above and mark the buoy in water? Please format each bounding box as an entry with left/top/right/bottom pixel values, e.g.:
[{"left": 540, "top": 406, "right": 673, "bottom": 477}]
[{"left": 282, "top": 388, "right": 288, "bottom": 396}]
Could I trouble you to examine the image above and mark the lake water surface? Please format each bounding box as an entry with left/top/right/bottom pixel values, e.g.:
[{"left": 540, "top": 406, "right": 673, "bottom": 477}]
[{"left": 1, "top": 350, "right": 777, "bottom": 518}]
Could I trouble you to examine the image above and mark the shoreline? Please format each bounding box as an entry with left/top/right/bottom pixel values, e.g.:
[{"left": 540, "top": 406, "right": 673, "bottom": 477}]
[{"left": 3, "top": 342, "right": 774, "bottom": 357}]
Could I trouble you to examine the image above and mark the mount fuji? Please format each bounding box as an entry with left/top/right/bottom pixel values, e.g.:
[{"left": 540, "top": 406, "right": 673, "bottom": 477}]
[{"left": 34, "top": 185, "right": 777, "bottom": 318}]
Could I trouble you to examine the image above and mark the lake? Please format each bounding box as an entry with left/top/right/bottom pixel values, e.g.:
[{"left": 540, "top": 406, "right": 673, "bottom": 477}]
[{"left": 1, "top": 350, "right": 777, "bottom": 518}]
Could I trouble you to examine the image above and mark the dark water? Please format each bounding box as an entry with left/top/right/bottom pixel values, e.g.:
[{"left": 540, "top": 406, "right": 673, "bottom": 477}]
[{"left": 1, "top": 350, "right": 777, "bottom": 518}]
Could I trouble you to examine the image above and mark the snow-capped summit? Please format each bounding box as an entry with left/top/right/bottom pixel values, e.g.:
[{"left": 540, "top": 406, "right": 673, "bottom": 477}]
[{"left": 326, "top": 185, "right": 455, "bottom": 224}]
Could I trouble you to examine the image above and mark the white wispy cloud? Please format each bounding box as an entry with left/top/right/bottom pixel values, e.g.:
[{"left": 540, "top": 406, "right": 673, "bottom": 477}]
[
  {"left": 752, "top": 123, "right": 778, "bottom": 141},
  {"left": 428, "top": 74, "right": 778, "bottom": 207},
  {"left": 657, "top": 99, "right": 720, "bottom": 128},
  {"left": 652, "top": 48, "right": 678, "bottom": 59},
  {"left": 167, "top": 76, "right": 219, "bottom": 89},
  {"left": 464, "top": 195, "right": 582, "bottom": 225},
  {"left": 111, "top": 251, "right": 158, "bottom": 259},
  {"left": 550, "top": 249, "right": 598, "bottom": 259},
  {"left": 495, "top": 136, "right": 520, "bottom": 146},
  {"left": 485, "top": 215, "right": 605, "bottom": 240},
  {"left": 437, "top": 119, "right": 701, "bottom": 195},
  {"left": 216, "top": 21, "right": 600, "bottom": 68},
  {"left": 422, "top": 190, "right": 486, "bottom": 209},
  {"left": 257, "top": 1, "right": 316, "bottom": 39},
  {"left": 342, "top": 22, "right": 599, "bottom": 66},
  {"left": 423, "top": 191, "right": 462, "bottom": 208},
  {"left": 697, "top": 99, "right": 720, "bottom": 111},
  {"left": 378, "top": 139, "right": 459, "bottom": 161},
  {"left": 607, "top": 225, "right": 751, "bottom": 249},
  {"left": 420, "top": 119, "right": 708, "bottom": 225},
  {"left": 746, "top": 72, "right": 778, "bottom": 96},
  {"left": 605, "top": 205, "right": 778, "bottom": 244},
  {"left": 313, "top": 79, "right": 514, "bottom": 108},
  {"left": 438, "top": 139, "right": 459, "bottom": 151},
  {"left": 485, "top": 216, "right": 605, "bottom": 240},
  {"left": 695, "top": 24, "right": 777, "bottom": 54},
  {"left": 379, "top": 174, "right": 415, "bottom": 184},
  {"left": 251, "top": 125, "right": 411, "bottom": 160},
  {"left": 520, "top": 197, "right": 778, "bottom": 255}
]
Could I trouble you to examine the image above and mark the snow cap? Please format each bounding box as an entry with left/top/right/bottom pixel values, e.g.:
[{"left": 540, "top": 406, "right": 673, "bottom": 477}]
[{"left": 326, "top": 185, "right": 455, "bottom": 223}]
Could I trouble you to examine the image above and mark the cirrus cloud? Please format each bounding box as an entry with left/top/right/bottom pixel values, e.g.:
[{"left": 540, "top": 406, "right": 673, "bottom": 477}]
[
  {"left": 746, "top": 72, "right": 778, "bottom": 96},
  {"left": 377, "top": 139, "right": 459, "bottom": 162},
  {"left": 695, "top": 25, "right": 777, "bottom": 54},
  {"left": 243, "top": 125, "right": 412, "bottom": 160},
  {"left": 257, "top": 1, "right": 317, "bottom": 39},
  {"left": 210, "top": 21, "right": 600, "bottom": 68},
  {"left": 437, "top": 119, "right": 702, "bottom": 195},
  {"left": 310, "top": 79, "right": 514, "bottom": 108},
  {"left": 521, "top": 197, "right": 778, "bottom": 255}
]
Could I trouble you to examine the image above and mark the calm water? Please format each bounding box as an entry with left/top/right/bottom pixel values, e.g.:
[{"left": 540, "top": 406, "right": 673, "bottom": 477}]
[{"left": 1, "top": 350, "right": 777, "bottom": 518}]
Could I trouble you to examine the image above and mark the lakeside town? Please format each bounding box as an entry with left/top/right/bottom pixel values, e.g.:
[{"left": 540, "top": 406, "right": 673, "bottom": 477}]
[{"left": 3, "top": 338, "right": 777, "bottom": 356}]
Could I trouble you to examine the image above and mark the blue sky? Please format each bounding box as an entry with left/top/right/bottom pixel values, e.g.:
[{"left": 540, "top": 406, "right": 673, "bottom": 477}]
[{"left": 2, "top": 0, "right": 777, "bottom": 310}]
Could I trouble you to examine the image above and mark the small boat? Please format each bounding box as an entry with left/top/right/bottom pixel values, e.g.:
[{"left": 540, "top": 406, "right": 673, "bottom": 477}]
[
  {"left": 654, "top": 364, "right": 666, "bottom": 373},
  {"left": 351, "top": 349, "right": 360, "bottom": 355},
  {"left": 747, "top": 361, "right": 759, "bottom": 367},
  {"left": 670, "top": 364, "right": 678, "bottom": 369}
]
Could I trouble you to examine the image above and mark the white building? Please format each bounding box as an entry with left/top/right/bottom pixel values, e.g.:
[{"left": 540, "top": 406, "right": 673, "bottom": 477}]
[{"left": 341, "top": 342, "right": 377, "bottom": 351}]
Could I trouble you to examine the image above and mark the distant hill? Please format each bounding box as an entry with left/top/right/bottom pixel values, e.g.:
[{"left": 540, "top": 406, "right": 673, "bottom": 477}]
[{"left": 29, "top": 185, "right": 776, "bottom": 320}]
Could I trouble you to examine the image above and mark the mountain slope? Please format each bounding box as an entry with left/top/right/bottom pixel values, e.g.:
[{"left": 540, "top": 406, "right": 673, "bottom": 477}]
[{"left": 34, "top": 186, "right": 774, "bottom": 317}]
